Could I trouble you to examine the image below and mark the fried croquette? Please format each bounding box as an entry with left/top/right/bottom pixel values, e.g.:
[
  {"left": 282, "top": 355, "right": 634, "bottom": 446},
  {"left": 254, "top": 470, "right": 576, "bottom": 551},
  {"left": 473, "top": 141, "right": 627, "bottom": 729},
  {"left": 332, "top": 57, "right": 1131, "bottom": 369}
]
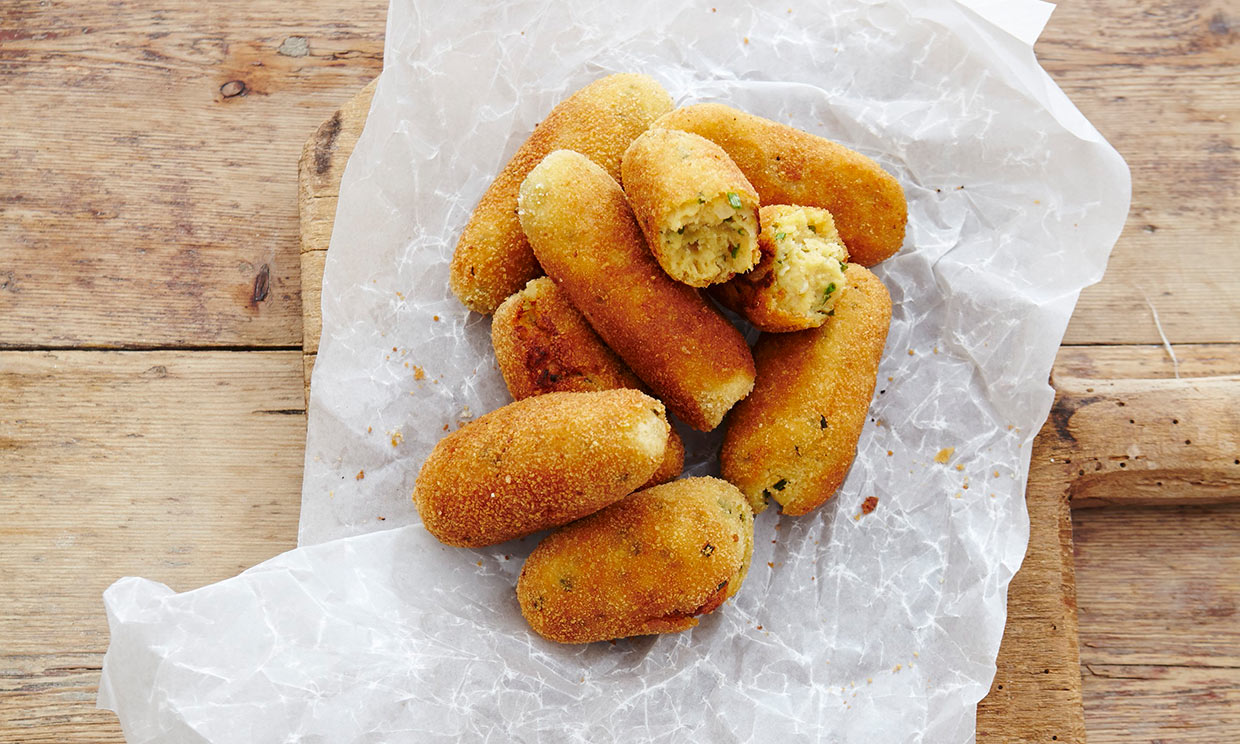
[
  {"left": 491, "top": 277, "right": 685, "bottom": 487},
  {"left": 621, "top": 128, "right": 760, "bottom": 286},
  {"left": 518, "top": 150, "right": 755, "bottom": 431},
  {"left": 449, "top": 74, "right": 674, "bottom": 314},
  {"left": 712, "top": 205, "right": 849, "bottom": 332},
  {"left": 721, "top": 265, "right": 891, "bottom": 515},
  {"left": 655, "top": 104, "right": 906, "bottom": 267},
  {"left": 516, "top": 477, "right": 754, "bottom": 644},
  {"left": 413, "top": 389, "right": 669, "bottom": 547}
]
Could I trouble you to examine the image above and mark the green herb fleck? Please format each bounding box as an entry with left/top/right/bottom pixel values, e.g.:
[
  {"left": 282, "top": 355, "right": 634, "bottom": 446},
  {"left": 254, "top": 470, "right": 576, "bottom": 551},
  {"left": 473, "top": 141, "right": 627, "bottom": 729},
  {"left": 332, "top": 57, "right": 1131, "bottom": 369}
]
[
  {"left": 701, "top": 543, "right": 715, "bottom": 557},
  {"left": 737, "top": 227, "right": 747, "bottom": 236},
  {"left": 559, "top": 576, "right": 574, "bottom": 592},
  {"left": 839, "top": 261, "right": 848, "bottom": 271},
  {"left": 697, "top": 196, "right": 706, "bottom": 204},
  {"left": 772, "top": 479, "right": 788, "bottom": 491},
  {"left": 808, "top": 224, "right": 817, "bottom": 233},
  {"left": 823, "top": 282, "right": 837, "bottom": 304},
  {"left": 727, "top": 192, "right": 742, "bottom": 209},
  {"left": 677, "top": 226, "right": 685, "bottom": 235},
  {"left": 730, "top": 244, "right": 739, "bottom": 258},
  {"left": 827, "top": 309, "right": 835, "bottom": 316},
  {"left": 774, "top": 232, "right": 787, "bottom": 241},
  {"left": 820, "top": 415, "right": 828, "bottom": 429}
]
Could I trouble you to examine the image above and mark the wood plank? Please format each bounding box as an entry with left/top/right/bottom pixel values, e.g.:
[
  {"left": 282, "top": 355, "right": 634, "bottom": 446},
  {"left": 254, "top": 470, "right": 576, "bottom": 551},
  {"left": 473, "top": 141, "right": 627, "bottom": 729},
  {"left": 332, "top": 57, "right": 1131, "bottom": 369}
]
[
  {"left": 1048, "top": 376, "right": 1240, "bottom": 508},
  {"left": 0, "top": 351, "right": 306, "bottom": 741},
  {"left": 0, "top": 0, "right": 386, "bottom": 348},
  {"left": 298, "top": 78, "right": 377, "bottom": 359},
  {"left": 1038, "top": 0, "right": 1240, "bottom": 345},
  {"left": 1074, "top": 503, "right": 1240, "bottom": 742}
]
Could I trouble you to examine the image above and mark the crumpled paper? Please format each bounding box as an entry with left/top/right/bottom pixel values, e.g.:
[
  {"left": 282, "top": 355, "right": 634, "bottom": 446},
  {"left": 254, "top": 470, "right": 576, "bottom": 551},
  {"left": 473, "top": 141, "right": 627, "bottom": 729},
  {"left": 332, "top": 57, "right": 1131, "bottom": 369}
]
[{"left": 98, "top": 0, "right": 1130, "bottom": 741}]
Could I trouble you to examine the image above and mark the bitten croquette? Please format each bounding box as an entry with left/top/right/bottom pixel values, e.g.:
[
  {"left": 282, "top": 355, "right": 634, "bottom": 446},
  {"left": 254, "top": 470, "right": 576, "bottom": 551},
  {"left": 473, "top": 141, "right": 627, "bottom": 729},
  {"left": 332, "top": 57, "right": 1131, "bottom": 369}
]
[
  {"left": 518, "top": 150, "right": 755, "bottom": 431},
  {"left": 656, "top": 104, "right": 906, "bottom": 267}
]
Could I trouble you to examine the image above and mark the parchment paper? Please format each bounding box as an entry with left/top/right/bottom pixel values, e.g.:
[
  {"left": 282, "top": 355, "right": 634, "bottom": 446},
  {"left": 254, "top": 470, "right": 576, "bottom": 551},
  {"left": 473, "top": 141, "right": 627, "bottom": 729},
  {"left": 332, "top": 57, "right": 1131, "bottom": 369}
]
[{"left": 98, "top": 0, "right": 1130, "bottom": 741}]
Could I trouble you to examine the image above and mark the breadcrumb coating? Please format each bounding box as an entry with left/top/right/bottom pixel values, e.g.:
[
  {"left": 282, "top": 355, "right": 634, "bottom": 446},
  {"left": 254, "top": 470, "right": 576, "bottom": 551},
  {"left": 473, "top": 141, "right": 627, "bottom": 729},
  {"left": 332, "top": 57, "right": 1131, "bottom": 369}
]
[
  {"left": 721, "top": 265, "right": 892, "bottom": 515},
  {"left": 491, "top": 277, "right": 684, "bottom": 486},
  {"left": 656, "top": 104, "right": 906, "bottom": 267},
  {"left": 518, "top": 150, "right": 755, "bottom": 431},
  {"left": 449, "top": 74, "right": 674, "bottom": 314},
  {"left": 413, "top": 389, "right": 669, "bottom": 547},
  {"left": 621, "top": 128, "right": 760, "bottom": 286},
  {"left": 517, "top": 477, "right": 754, "bottom": 644}
]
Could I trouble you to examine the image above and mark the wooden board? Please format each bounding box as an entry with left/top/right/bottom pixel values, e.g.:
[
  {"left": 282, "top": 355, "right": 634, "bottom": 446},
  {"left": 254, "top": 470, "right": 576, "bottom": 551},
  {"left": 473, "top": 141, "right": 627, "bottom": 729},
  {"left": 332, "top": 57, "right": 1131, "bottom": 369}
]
[{"left": 2, "top": 0, "right": 1238, "bottom": 740}]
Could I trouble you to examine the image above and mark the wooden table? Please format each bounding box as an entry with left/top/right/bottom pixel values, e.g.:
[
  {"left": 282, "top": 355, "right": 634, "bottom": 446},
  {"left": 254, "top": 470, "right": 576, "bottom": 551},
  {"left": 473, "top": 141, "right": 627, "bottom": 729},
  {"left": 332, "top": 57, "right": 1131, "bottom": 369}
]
[{"left": 2, "top": 1, "right": 1237, "bottom": 741}]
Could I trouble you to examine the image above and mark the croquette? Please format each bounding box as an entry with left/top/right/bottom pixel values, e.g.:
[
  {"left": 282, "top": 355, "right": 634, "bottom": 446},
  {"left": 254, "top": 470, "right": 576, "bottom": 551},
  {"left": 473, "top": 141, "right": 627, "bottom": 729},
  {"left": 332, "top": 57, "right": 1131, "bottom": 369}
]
[
  {"left": 518, "top": 150, "right": 756, "bottom": 431},
  {"left": 413, "top": 389, "right": 669, "bottom": 547},
  {"left": 656, "top": 104, "right": 906, "bottom": 267},
  {"left": 621, "top": 128, "right": 760, "bottom": 286},
  {"left": 721, "top": 265, "right": 892, "bottom": 515},
  {"left": 491, "top": 277, "right": 685, "bottom": 487},
  {"left": 449, "top": 74, "right": 674, "bottom": 314},
  {"left": 516, "top": 477, "right": 754, "bottom": 644},
  {"left": 712, "top": 205, "right": 849, "bottom": 332}
]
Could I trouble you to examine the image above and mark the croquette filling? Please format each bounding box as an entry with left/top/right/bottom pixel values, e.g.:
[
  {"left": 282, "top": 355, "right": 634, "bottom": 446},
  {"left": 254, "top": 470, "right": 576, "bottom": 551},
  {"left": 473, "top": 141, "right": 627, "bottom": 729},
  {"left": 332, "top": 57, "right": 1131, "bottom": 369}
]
[
  {"left": 766, "top": 210, "right": 849, "bottom": 320},
  {"left": 661, "top": 192, "right": 758, "bottom": 283}
]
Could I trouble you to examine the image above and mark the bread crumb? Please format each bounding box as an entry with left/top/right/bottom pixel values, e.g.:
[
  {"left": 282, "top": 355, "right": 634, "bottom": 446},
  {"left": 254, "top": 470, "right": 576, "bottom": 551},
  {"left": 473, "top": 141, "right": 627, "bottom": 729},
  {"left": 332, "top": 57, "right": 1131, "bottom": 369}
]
[
  {"left": 934, "top": 447, "right": 955, "bottom": 463},
  {"left": 367, "top": 426, "right": 372, "bottom": 433},
  {"left": 390, "top": 430, "right": 404, "bottom": 447},
  {"left": 887, "top": 450, "right": 894, "bottom": 456},
  {"left": 355, "top": 470, "right": 365, "bottom": 480},
  {"left": 907, "top": 349, "right": 915, "bottom": 356},
  {"left": 894, "top": 664, "right": 902, "bottom": 672},
  {"left": 861, "top": 496, "right": 879, "bottom": 514},
  {"left": 412, "top": 365, "right": 426, "bottom": 380},
  {"left": 955, "top": 463, "right": 964, "bottom": 471},
  {"left": 433, "top": 315, "right": 440, "bottom": 321},
  {"left": 767, "top": 562, "right": 774, "bottom": 568}
]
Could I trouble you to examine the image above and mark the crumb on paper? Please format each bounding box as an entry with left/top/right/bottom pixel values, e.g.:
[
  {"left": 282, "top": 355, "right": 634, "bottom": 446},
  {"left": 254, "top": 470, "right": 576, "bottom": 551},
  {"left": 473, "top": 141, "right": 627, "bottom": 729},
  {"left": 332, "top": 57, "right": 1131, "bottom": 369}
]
[
  {"left": 954, "top": 492, "right": 963, "bottom": 499},
  {"left": 442, "top": 423, "right": 450, "bottom": 431},
  {"left": 861, "top": 496, "right": 879, "bottom": 514},
  {"left": 390, "top": 430, "right": 404, "bottom": 447},
  {"left": 767, "top": 562, "right": 774, "bottom": 568},
  {"left": 355, "top": 470, "right": 365, "bottom": 481},
  {"left": 432, "top": 315, "right": 440, "bottom": 321},
  {"left": 743, "top": 36, "right": 749, "bottom": 44},
  {"left": 412, "top": 365, "right": 426, "bottom": 380},
  {"left": 366, "top": 426, "right": 372, "bottom": 433},
  {"left": 887, "top": 450, "right": 894, "bottom": 456},
  {"left": 993, "top": 470, "right": 1000, "bottom": 477},
  {"left": 328, "top": 490, "right": 334, "bottom": 498},
  {"left": 934, "top": 447, "right": 955, "bottom": 463},
  {"left": 377, "top": 516, "right": 385, "bottom": 521},
  {"left": 396, "top": 291, "right": 404, "bottom": 300},
  {"left": 907, "top": 349, "right": 915, "bottom": 356},
  {"left": 756, "top": 625, "right": 763, "bottom": 631},
  {"left": 894, "top": 664, "right": 902, "bottom": 672},
  {"left": 955, "top": 463, "right": 964, "bottom": 471},
  {"left": 476, "top": 560, "right": 483, "bottom": 567}
]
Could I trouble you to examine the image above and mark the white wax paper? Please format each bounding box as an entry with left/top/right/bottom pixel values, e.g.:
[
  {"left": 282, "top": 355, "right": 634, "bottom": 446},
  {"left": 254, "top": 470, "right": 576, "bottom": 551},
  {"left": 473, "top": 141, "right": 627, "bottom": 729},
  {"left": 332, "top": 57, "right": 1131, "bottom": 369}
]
[{"left": 99, "top": 0, "right": 1130, "bottom": 741}]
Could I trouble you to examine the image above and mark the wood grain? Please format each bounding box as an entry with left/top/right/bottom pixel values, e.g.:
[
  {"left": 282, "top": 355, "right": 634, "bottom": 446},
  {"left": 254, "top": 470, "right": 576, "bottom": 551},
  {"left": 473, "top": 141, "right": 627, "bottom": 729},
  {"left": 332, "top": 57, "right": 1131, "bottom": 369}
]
[
  {"left": 0, "top": 0, "right": 386, "bottom": 349},
  {"left": 0, "top": 351, "right": 305, "bottom": 742},
  {"left": 1039, "top": 0, "right": 1240, "bottom": 346},
  {"left": 2, "top": 0, "right": 1238, "bottom": 741},
  {"left": 1074, "top": 503, "right": 1240, "bottom": 743}
]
